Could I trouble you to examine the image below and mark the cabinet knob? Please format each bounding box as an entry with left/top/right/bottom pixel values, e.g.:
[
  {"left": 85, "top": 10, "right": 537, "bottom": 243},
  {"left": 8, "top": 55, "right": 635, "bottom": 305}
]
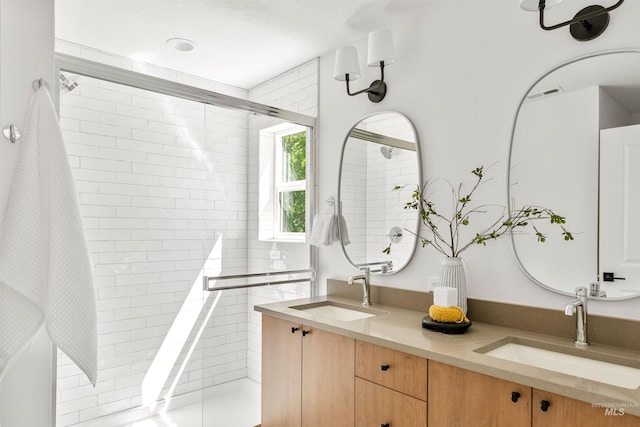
[
  {"left": 291, "top": 327, "right": 299, "bottom": 334},
  {"left": 540, "top": 400, "right": 551, "bottom": 412},
  {"left": 302, "top": 329, "right": 310, "bottom": 336},
  {"left": 511, "top": 392, "right": 520, "bottom": 402},
  {"left": 380, "top": 364, "right": 390, "bottom": 371},
  {"left": 381, "top": 424, "right": 390, "bottom": 427}
]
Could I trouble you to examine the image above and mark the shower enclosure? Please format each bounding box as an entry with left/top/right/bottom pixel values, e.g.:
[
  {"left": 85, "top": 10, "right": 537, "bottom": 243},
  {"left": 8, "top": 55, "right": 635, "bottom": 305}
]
[{"left": 53, "top": 54, "right": 316, "bottom": 427}]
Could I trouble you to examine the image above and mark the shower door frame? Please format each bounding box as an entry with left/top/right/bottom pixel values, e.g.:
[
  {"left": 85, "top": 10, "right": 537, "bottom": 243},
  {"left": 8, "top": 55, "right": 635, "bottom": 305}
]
[
  {"left": 53, "top": 52, "right": 319, "bottom": 424},
  {"left": 54, "top": 52, "right": 318, "bottom": 288}
]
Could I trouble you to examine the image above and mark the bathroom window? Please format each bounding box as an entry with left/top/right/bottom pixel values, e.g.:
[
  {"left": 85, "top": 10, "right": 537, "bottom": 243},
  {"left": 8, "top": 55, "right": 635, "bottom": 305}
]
[
  {"left": 259, "top": 123, "right": 309, "bottom": 242},
  {"left": 276, "top": 129, "right": 306, "bottom": 238}
]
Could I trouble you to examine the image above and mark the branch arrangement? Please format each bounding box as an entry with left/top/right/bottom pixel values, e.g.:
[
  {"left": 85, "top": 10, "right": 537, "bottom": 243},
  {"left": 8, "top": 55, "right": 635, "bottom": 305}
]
[{"left": 383, "top": 165, "right": 573, "bottom": 257}]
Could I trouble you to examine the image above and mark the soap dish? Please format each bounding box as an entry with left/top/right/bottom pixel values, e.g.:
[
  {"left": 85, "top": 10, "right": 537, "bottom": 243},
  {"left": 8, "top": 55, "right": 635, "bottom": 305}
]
[{"left": 422, "top": 315, "right": 472, "bottom": 334}]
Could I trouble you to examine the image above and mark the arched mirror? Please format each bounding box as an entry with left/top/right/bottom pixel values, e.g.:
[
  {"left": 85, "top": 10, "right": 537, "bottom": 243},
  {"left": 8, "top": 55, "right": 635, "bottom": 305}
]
[
  {"left": 338, "top": 112, "right": 422, "bottom": 274},
  {"left": 509, "top": 49, "right": 640, "bottom": 300}
]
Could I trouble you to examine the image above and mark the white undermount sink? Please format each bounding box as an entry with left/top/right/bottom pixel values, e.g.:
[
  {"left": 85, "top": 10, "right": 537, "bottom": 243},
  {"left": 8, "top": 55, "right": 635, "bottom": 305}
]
[
  {"left": 290, "top": 301, "right": 384, "bottom": 322},
  {"left": 476, "top": 337, "right": 640, "bottom": 390}
]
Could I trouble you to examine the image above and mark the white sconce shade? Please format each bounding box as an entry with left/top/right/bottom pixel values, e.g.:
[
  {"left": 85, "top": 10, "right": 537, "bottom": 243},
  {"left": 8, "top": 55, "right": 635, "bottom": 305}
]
[
  {"left": 334, "top": 46, "right": 361, "bottom": 81},
  {"left": 520, "top": 0, "right": 563, "bottom": 12},
  {"left": 367, "top": 29, "right": 396, "bottom": 67}
]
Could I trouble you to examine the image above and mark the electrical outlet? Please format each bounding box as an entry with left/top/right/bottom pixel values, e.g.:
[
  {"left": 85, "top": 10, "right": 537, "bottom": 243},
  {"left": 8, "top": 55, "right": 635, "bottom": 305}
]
[{"left": 427, "top": 275, "right": 439, "bottom": 291}]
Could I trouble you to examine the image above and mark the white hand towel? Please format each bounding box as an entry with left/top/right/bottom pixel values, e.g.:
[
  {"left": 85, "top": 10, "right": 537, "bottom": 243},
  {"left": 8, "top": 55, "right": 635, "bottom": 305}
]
[
  {"left": 0, "top": 86, "right": 97, "bottom": 386},
  {"left": 334, "top": 215, "right": 350, "bottom": 246},
  {"left": 309, "top": 213, "right": 334, "bottom": 247}
]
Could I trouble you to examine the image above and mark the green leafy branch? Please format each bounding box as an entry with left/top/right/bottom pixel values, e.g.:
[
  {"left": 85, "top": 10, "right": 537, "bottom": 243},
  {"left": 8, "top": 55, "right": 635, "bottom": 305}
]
[{"left": 383, "top": 165, "right": 573, "bottom": 257}]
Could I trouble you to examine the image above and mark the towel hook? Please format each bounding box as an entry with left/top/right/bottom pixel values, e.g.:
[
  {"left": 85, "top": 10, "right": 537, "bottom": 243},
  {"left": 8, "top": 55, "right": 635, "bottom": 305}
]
[
  {"left": 32, "top": 78, "right": 49, "bottom": 92},
  {"left": 326, "top": 197, "right": 336, "bottom": 215},
  {"left": 3, "top": 124, "right": 21, "bottom": 143},
  {"left": 3, "top": 78, "right": 48, "bottom": 144}
]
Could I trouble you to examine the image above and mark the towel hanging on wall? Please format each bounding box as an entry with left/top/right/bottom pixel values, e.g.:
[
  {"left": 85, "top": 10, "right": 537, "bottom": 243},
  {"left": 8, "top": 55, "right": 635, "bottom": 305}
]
[
  {"left": 309, "top": 213, "right": 335, "bottom": 247},
  {"left": 309, "top": 213, "right": 350, "bottom": 247},
  {"left": 0, "top": 85, "right": 97, "bottom": 385},
  {"left": 309, "top": 197, "right": 351, "bottom": 247}
]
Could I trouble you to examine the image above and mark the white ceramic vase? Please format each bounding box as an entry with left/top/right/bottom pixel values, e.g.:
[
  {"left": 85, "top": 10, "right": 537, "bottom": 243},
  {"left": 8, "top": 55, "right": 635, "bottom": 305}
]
[{"left": 436, "top": 257, "right": 467, "bottom": 314}]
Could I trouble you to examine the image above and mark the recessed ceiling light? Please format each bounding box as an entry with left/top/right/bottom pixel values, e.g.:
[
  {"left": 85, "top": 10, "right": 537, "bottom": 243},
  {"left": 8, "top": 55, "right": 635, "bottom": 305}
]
[{"left": 166, "top": 38, "right": 196, "bottom": 52}]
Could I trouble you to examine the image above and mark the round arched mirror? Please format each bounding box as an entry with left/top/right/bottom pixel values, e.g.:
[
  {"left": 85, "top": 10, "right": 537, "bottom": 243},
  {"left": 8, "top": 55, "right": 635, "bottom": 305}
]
[
  {"left": 337, "top": 112, "right": 422, "bottom": 274},
  {"left": 509, "top": 50, "right": 640, "bottom": 300}
]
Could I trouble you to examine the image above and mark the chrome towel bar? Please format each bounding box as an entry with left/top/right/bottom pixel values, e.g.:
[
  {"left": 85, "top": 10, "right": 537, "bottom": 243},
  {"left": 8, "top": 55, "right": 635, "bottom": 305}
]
[{"left": 203, "top": 268, "right": 315, "bottom": 291}]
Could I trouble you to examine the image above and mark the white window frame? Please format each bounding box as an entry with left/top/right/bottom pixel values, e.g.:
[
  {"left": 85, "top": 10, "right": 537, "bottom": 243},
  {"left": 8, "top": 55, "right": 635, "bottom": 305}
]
[{"left": 274, "top": 126, "right": 307, "bottom": 242}]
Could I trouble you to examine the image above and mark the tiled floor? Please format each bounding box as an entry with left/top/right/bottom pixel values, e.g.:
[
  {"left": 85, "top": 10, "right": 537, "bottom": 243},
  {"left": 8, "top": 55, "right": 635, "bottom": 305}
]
[
  {"left": 130, "top": 379, "right": 260, "bottom": 427},
  {"left": 83, "top": 379, "right": 261, "bottom": 427}
]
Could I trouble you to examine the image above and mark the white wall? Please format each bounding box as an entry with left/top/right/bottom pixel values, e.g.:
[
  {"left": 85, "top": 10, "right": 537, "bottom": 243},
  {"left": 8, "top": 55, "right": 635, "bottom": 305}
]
[
  {"left": 317, "top": 0, "right": 640, "bottom": 320},
  {"left": 0, "top": 1, "right": 55, "bottom": 427},
  {"left": 0, "top": 1, "right": 55, "bottom": 426}
]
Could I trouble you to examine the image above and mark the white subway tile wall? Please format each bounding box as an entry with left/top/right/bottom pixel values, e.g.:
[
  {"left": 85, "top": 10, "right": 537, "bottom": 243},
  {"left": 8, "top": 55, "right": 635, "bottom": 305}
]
[
  {"left": 55, "top": 43, "right": 317, "bottom": 426},
  {"left": 340, "top": 138, "right": 368, "bottom": 262},
  {"left": 364, "top": 116, "right": 418, "bottom": 268}
]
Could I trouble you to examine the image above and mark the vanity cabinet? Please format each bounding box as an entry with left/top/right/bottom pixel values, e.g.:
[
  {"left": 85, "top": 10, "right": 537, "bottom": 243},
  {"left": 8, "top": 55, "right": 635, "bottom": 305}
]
[
  {"left": 532, "top": 389, "right": 640, "bottom": 427},
  {"left": 428, "top": 360, "right": 531, "bottom": 427},
  {"left": 355, "top": 341, "right": 427, "bottom": 426},
  {"left": 429, "top": 360, "right": 640, "bottom": 427},
  {"left": 260, "top": 311, "right": 640, "bottom": 426},
  {"left": 261, "top": 315, "right": 355, "bottom": 427}
]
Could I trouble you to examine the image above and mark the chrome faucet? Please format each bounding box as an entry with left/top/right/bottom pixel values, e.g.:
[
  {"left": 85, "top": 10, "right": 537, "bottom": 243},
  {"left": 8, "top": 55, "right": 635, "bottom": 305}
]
[
  {"left": 564, "top": 286, "right": 589, "bottom": 346},
  {"left": 348, "top": 267, "right": 371, "bottom": 307}
]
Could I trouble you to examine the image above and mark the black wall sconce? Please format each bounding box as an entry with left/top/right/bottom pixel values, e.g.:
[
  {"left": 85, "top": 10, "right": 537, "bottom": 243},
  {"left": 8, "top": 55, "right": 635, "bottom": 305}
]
[
  {"left": 334, "top": 29, "right": 396, "bottom": 103},
  {"left": 521, "top": 0, "right": 625, "bottom": 41}
]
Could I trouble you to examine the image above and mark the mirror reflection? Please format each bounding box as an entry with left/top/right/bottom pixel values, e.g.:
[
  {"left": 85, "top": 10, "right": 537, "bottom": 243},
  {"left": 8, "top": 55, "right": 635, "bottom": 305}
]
[
  {"left": 338, "top": 112, "right": 421, "bottom": 274},
  {"left": 509, "top": 50, "right": 640, "bottom": 299}
]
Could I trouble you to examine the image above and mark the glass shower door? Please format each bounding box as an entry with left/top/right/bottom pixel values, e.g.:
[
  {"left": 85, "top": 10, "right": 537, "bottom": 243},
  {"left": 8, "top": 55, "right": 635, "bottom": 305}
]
[
  {"left": 56, "top": 73, "right": 210, "bottom": 427},
  {"left": 55, "top": 57, "right": 316, "bottom": 427}
]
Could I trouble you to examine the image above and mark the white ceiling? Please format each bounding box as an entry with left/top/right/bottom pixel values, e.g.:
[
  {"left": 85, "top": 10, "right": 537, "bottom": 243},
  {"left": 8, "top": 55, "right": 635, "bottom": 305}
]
[{"left": 55, "top": 0, "right": 430, "bottom": 89}]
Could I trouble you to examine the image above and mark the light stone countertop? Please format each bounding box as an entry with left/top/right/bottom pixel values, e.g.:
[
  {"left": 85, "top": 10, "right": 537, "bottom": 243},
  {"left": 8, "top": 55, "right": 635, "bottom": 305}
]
[{"left": 255, "top": 295, "right": 640, "bottom": 417}]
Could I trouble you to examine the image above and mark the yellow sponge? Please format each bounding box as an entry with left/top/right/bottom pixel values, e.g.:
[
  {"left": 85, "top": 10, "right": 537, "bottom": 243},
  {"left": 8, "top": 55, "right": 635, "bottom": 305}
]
[{"left": 429, "top": 305, "right": 469, "bottom": 324}]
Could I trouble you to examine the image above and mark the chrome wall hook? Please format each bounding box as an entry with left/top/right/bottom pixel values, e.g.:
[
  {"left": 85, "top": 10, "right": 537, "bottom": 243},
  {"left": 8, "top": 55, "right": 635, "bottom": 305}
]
[
  {"left": 32, "top": 78, "right": 49, "bottom": 92},
  {"left": 2, "top": 77, "right": 49, "bottom": 144},
  {"left": 4, "top": 78, "right": 49, "bottom": 144},
  {"left": 3, "top": 124, "right": 21, "bottom": 143}
]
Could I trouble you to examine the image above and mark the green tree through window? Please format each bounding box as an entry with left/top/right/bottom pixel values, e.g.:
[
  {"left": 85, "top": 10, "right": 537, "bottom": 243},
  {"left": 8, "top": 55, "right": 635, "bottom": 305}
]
[{"left": 281, "top": 131, "right": 306, "bottom": 233}]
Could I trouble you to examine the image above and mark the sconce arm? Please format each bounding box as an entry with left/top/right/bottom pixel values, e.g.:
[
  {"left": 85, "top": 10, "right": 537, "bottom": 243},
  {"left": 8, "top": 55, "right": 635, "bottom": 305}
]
[
  {"left": 346, "top": 78, "right": 383, "bottom": 97},
  {"left": 345, "top": 62, "right": 386, "bottom": 97},
  {"left": 538, "top": 0, "right": 624, "bottom": 31}
]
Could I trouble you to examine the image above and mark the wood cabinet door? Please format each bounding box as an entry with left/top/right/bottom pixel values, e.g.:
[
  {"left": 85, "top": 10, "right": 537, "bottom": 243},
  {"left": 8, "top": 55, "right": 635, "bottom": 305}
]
[
  {"left": 355, "top": 378, "right": 427, "bottom": 427},
  {"left": 302, "top": 326, "right": 355, "bottom": 427},
  {"left": 261, "top": 315, "right": 303, "bottom": 427},
  {"left": 533, "top": 389, "right": 640, "bottom": 427},
  {"left": 428, "top": 360, "right": 531, "bottom": 427},
  {"left": 355, "top": 340, "right": 427, "bottom": 400}
]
